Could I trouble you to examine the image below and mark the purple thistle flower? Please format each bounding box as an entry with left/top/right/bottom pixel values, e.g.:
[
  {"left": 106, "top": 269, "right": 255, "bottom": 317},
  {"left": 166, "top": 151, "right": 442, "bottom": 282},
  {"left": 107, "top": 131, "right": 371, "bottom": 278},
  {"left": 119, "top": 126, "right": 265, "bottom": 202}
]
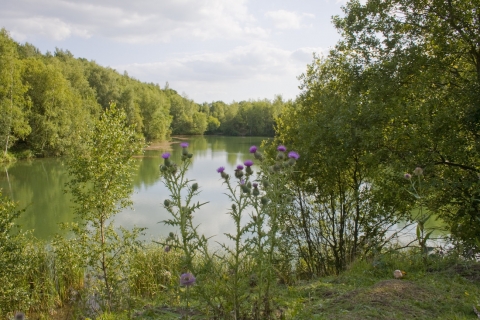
[
  {"left": 240, "top": 179, "right": 245, "bottom": 185},
  {"left": 288, "top": 151, "right": 300, "bottom": 160},
  {"left": 404, "top": 173, "right": 412, "bottom": 179},
  {"left": 237, "top": 164, "right": 244, "bottom": 170},
  {"left": 217, "top": 166, "right": 225, "bottom": 173},
  {"left": 244, "top": 160, "right": 254, "bottom": 167},
  {"left": 253, "top": 182, "right": 258, "bottom": 188},
  {"left": 164, "top": 245, "right": 170, "bottom": 253},
  {"left": 249, "top": 146, "right": 257, "bottom": 153},
  {"left": 162, "top": 152, "right": 171, "bottom": 159},
  {"left": 180, "top": 142, "right": 189, "bottom": 148},
  {"left": 277, "top": 145, "right": 287, "bottom": 152},
  {"left": 180, "top": 272, "right": 196, "bottom": 287}
]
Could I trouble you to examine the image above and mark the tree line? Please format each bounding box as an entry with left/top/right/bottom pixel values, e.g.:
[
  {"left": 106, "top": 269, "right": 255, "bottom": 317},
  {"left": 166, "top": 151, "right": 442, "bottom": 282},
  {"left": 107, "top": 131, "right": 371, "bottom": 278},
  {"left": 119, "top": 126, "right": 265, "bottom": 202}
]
[{"left": 0, "top": 28, "right": 289, "bottom": 159}]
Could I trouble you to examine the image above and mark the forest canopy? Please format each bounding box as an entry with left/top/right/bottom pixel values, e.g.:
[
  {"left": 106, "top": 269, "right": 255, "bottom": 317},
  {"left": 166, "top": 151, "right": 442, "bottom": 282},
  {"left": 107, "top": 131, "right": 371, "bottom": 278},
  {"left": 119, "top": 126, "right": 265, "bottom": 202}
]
[{"left": 0, "top": 28, "right": 289, "bottom": 158}]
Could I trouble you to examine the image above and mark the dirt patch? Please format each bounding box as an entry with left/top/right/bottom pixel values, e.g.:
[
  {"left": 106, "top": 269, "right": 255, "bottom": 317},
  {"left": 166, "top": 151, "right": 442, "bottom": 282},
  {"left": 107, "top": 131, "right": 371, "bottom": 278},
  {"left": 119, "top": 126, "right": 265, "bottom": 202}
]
[
  {"left": 321, "top": 280, "right": 434, "bottom": 319},
  {"left": 144, "top": 136, "right": 190, "bottom": 151},
  {"left": 144, "top": 140, "right": 174, "bottom": 151}
]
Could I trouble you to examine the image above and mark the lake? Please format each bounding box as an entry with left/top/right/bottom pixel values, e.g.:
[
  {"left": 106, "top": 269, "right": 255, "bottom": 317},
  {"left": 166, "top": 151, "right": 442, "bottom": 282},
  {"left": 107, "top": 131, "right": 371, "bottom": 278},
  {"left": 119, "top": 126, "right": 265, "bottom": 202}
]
[
  {"left": 0, "top": 135, "right": 446, "bottom": 247},
  {"left": 0, "top": 136, "right": 269, "bottom": 244}
]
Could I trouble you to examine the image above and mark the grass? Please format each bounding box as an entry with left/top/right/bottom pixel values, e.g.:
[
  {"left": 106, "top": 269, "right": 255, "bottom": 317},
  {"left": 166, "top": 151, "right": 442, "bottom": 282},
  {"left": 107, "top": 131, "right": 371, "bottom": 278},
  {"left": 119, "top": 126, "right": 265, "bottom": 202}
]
[
  {"left": 7, "top": 248, "right": 480, "bottom": 319},
  {"left": 101, "top": 251, "right": 480, "bottom": 319}
]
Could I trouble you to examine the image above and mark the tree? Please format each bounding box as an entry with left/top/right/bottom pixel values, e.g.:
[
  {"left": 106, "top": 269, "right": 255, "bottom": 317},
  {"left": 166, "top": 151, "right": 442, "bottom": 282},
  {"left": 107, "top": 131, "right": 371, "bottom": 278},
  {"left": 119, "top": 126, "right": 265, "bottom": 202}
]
[
  {"left": 0, "top": 29, "right": 30, "bottom": 159},
  {"left": 276, "top": 55, "right": 411, "bottom": 275},
  {"left": 66, "top": 104, "right": 144, "bottom": 308},
  {"left": 332, "top": 0, "right": 480, "bottom": 251}
]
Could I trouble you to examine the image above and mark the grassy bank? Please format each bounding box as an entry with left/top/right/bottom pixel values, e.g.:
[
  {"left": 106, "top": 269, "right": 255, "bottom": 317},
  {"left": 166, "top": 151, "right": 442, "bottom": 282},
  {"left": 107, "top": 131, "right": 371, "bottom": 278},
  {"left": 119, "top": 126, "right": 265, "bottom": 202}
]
[{"left": 11, "top": 246, "right": 476, "bottom": 320}]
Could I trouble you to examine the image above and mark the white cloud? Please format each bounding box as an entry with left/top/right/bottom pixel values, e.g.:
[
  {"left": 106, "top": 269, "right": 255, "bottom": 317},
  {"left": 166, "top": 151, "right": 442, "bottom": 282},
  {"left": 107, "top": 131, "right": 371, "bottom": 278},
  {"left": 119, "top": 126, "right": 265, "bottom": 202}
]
[
  {"left": 115, "top": 43, "right": 325, "bottom": 102},
  {"left": 265, "top": 10, "right": 314, "bottom": 30},
  {"left": 1, "top": 0, "right": 266, "bottom": 43}
]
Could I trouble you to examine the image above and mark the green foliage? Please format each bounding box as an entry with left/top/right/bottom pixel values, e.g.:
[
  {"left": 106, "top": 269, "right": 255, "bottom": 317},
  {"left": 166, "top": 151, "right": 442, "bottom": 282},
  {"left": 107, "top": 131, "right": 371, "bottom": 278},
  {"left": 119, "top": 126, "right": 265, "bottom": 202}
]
[
  {"left": 330, "top": 0, "right": 480, "bottom": 252},
  {"left": 0, "top": 190, "right": 30, "bottom": 314},
  {"left": 0, "top": 29, "right": 30, "bottom": 157},
  {"left": 66, "top": 104, "right": 145, "bottom": 311}
]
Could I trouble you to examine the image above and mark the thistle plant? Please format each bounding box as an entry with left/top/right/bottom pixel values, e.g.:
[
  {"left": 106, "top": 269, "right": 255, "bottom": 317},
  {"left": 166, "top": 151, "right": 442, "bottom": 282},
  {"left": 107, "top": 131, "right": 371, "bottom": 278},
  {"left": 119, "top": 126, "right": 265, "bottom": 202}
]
[
  {"left": 217, "top": 144, "right": 300, "bottom": 319},
  {"left": 160, "top": 141, "right": 300, "bottom": 319},
  {"left": 216, "top": 162, "right": 256, "bottom": 319},
  {"left": 159, "top": 142, "right": 208, "bottom": 273}
]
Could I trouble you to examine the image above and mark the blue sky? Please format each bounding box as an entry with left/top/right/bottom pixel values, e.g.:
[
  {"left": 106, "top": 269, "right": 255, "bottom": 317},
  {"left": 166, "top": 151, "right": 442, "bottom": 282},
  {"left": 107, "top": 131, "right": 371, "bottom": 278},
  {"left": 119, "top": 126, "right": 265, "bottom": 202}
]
[{"left": 1, "top": 0, "right": 347, "bottom": 103}]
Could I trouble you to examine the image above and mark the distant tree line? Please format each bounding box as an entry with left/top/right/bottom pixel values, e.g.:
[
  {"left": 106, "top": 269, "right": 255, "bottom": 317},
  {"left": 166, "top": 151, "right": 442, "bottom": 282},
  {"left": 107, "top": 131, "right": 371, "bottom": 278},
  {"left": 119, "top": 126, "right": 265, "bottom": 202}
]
[{"left": 0, "top": 28, "right": 289, "bottom": 159}]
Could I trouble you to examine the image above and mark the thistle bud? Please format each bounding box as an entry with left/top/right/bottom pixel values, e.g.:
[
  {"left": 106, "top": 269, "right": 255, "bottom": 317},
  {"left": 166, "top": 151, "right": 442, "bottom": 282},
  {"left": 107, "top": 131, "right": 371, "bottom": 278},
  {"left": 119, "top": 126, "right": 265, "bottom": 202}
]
[
  {"left": 192, "top": 183, "right": 198, "bottom": 191},
  {"left": 164, "top": 199, "right": 171, "bottom": 207},
  {"left": 262, "top": 180, "right": 269, "bottom": 188},
  {"left": 169, "top": 232, "right": 175, "bottom": 239},
  {"left": 241, "top": 184, "right": 250, "bottom": 194},
  {"left": 261, "top": 197, "right": 269, "bottom": 206},
  {"left": 235, "top": 169, "right": 244, "bottom": 179},
  {"left": 253, "top": 187, "right": 260, "bottom": 197}
]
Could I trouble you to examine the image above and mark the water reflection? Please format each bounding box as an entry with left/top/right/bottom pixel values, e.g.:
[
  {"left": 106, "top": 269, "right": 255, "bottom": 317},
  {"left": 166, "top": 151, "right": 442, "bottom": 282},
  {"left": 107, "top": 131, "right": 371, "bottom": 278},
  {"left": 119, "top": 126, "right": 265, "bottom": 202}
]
[{"left": 0, "top": 136, "right": 270, "bottom": 243}]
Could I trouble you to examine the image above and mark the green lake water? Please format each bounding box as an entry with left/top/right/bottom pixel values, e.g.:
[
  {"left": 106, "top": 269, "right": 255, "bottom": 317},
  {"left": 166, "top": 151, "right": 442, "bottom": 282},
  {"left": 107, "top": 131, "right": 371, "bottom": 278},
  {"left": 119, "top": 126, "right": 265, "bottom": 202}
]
[
  {"left": 0, "top": 135, "right": 447, "bottom": 247},
  {"left": 0, "top": 136, "right": 268, "bottom": 243}
]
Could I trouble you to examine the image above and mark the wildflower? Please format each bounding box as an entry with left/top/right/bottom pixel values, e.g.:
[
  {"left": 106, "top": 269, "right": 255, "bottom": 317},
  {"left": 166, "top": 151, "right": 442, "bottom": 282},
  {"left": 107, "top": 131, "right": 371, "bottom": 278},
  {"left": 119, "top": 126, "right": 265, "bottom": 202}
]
[
  {"left": 180, "top": 272, "right": 196, "bottom": 287},
  {"left": 288, "top": 151, "right": 300, "bottom": 165},
  {"left": 244, "top": 160, "right": 253, "bottom": 167},
  {"left": 180, "top": 142, "right": 189, "bottom": 156},
  {"left": 244, "top": 160, "right": 254, "bottom": 175},
  {"left": 276, "top": 145, "right": 286, "bottom": 160},
  {"left": 404, "top": 173, "right": 412, "bottom": 179},
  {"left": 217, "top": 166, "right": 229, "bottom": 179},
  {"left": 413, "top": 167, "right": 423, "bottom": 176},
  {"left": 252, "top": 182, "right": 260, "bottom": 196},
  {"left": 164, "top": 245, "right": 171, "bottom": 253},
  {"left": 162, "top": 152, "right": 172, "bottom": 167},
  {"left": 249, "top": 145, "right": 257, "bottom": 153},
  {"left": 288, "top": 151, "right": 300, "bottom": 160},
  {"left": 235, "top": 165, "right": 244, "bottom": 179}
]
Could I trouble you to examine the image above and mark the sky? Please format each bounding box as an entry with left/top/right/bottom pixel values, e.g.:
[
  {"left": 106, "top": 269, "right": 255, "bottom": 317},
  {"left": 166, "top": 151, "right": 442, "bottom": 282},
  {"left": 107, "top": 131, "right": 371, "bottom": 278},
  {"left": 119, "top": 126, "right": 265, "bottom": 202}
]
[{"left": 1, "top": 0, "right": 347, "bottom": 104}]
